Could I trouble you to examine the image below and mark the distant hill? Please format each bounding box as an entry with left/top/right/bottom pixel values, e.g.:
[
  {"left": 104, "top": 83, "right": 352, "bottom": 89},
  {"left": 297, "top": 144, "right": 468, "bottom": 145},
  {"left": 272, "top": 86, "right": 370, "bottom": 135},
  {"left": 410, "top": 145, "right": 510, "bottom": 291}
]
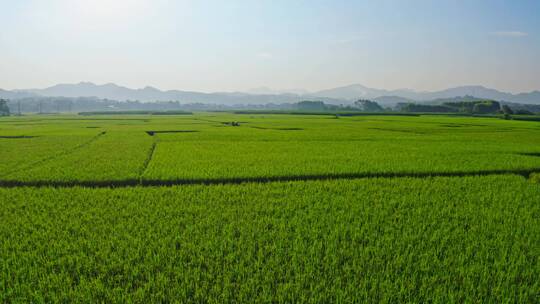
[
  {"left": 314, "top": 84, "right": 390, "bottom": 100},
  {"left": 1, "top": 82, "right": 539, "bottom": 105},
  {"left": 0, "top": 89, "right": 37, "bottom": 100},
  {"left": 245, "top": 87, "right": 310, "bottom": 95},
  {"left": 16, "top": 82, "right": 344, "bottom": 105},
  {"left": 314, "top": 84, "right": 540, "bottom": 104}
]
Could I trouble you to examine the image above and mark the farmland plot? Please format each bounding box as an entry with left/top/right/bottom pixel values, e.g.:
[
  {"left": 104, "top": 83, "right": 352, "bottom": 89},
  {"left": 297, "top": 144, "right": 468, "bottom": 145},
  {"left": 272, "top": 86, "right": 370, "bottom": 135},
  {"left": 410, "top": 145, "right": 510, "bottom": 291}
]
[
  {"left": 0, "top": 132, "right": 102, "bottom": 177},
  {"left": 2, "top": 131, "right": 153, "bottom": 184},
  {"left": 0, "top": 176, "right": 539, "bottom": 302},
  {"left": 143, "top": 139, "right": 540, "bottom": 182},
  {"left": 0, "top": 113, "right": 539, "bottom": 302},
  {"left": 142, "top": 115, "right": 540, "bottom": 182}
]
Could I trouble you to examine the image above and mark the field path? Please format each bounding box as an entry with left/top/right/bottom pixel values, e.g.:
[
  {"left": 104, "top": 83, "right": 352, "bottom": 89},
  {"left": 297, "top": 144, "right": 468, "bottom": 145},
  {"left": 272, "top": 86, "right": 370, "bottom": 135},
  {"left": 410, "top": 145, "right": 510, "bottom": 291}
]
[{"left": 139, "top": 136, "right": 158, "bottom": 183}]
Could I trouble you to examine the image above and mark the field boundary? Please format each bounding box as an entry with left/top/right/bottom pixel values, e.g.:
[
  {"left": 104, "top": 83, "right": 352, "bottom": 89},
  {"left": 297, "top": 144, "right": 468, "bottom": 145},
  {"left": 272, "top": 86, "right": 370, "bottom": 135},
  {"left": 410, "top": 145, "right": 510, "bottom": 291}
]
[
  {"left": 0, "top": 135, "right": 39, "bottom": 139},
  {"left": 250, "top": 126, "right": 304, "bottom": 131},
  {"left": 139, "top": 137, "right": 158, "bottom": 182},
  {"left": 0, "top": 131, "right": 107, "bottom": 178},
  {"left": 518, "top": 152, "right": 540, "bottom": 157},
  {"left": 0, "top": 168, "right": 538, "bottom": 188},
  {"left": 145, "top": 130, "right": 198, "bottom": 136}
]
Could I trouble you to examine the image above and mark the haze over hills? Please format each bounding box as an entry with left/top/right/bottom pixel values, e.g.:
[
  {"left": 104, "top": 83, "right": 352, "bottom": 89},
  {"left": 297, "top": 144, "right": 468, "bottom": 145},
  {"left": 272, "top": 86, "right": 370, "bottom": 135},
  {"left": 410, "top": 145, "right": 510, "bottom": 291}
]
[
  {"left": 11, "top": 82, "right": 344, "bottom": 105},
  {"left": 1, "top": 82, "right": 539, "bottom": 105},
  {"left": 246, "top": 87, "right": 310, "bottom": 96},
  {"left": 0, "top": 88, "right": 37, "bottom": 100},
  {"left": 313, "top": 84, "right": 540, "bottom": 104}
]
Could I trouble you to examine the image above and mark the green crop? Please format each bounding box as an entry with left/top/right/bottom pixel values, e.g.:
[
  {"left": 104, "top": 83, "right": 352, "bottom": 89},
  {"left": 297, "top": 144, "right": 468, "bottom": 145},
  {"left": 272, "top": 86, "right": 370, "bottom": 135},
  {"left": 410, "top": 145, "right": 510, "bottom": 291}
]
[
  {"left": 0, "top": 113, "right": 539, "bottom": 302},
  {"left": 1, "top": 176, "right": 539, "bottom": 302},
  {"left": 4, "top": 131, "right": 153, "bottom": 184},
  {"left": 2, "top": 113, "right": 540, "bottom": 184}
]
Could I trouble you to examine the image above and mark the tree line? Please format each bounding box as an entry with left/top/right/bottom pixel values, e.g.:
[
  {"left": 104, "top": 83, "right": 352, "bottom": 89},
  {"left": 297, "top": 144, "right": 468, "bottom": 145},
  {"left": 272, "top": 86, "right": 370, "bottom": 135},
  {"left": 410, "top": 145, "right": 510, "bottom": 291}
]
[{"left": 0, "top": 99, "right": 10, "bottom": 116}]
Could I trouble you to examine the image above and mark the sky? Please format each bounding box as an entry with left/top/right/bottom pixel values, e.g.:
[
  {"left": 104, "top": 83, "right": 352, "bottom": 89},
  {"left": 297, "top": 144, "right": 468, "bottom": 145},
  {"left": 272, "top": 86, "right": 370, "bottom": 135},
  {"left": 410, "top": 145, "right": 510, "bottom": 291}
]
[{"left": 0, "top": 0, "right": 539, "bottom": 93}]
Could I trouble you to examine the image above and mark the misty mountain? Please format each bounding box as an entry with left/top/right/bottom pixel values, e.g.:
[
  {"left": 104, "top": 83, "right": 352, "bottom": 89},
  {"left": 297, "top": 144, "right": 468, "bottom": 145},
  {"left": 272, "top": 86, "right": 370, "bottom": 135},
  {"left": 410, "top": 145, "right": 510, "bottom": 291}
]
[
  {"left": 0, "top": 89, "right": 38, "bottom": 100},
  {"left": 246, "top": 87, "right": 310, "bottom": 95},
  {"left": 17, "top": 82, "right": 344, "bottom": 105},
  {"left": 314, "top": 84, "right": 540, "bottom": 104},
  {"left": 1, "top": 82, "right": 539, "bottom": 105},
  {"left": 314, "top": 84, "right": 391, "bottom": 100},
  {"left": 513, "top": 91, "right": 540, "bottom": 104}
]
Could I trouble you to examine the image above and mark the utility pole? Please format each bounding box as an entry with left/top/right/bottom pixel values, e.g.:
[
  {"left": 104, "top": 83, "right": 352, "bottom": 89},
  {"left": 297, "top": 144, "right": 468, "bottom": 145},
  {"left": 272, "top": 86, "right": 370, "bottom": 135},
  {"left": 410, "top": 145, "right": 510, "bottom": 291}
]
[{"left": 18, "top": 100, "right": 21, "bottom": 115}]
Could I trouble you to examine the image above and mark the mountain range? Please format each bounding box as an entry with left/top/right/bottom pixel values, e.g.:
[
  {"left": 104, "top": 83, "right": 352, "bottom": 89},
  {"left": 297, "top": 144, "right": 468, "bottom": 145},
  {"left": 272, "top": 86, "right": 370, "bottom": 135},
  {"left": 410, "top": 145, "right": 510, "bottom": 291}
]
[
  {"left": 1, "top": 82, "right": 539, "bottom": 105},
  {"left": 313, "top": 84, "right": 540, "bottom": 104}
]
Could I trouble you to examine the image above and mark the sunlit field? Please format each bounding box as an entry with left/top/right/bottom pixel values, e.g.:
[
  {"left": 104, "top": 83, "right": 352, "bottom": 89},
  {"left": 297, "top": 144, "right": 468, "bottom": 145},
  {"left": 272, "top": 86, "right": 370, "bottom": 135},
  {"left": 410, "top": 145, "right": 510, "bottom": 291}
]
[{"left": 1, "top": 113, "right": 539, "bottom": 302}]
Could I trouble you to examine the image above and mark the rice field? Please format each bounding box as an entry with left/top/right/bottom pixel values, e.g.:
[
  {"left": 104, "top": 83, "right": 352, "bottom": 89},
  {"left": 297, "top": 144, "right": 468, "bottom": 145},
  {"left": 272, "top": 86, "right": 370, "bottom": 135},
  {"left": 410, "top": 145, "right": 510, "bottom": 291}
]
[{"left": 0, "top": 113, "right": 539, "bottom": 302}]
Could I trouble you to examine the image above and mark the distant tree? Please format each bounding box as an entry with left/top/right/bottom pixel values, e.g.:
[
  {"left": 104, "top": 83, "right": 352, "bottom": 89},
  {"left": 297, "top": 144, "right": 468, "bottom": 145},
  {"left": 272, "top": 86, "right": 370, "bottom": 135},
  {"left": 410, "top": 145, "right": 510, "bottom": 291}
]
[
  {"left": 394, "top": 103, "right": 409, "bottom": 111},
  {"left": 296, "top": 101, "right": 327, "bottom": 111},
  {"left": 354, "top": 99, "right": 384, "bottom": 112},
  {"left": 501, "top": 104, "right": 514, "bottom": 115},
  {"left": 443, "top": 101, "right": 475, "bottom": 113},
  {"left": 514, "top": 109, "right": 534, "bottom": 115},
  {"left": 472, "top": 101, "right": 500, "bottom": 114},
  {"left": 0, "top": 99, "right": 10, "bottom": 116},
  {"left": 441, "top": 100, "right": 497, "bottom": 114},
  {"left": 401, "top": 103, "right": 453, "bottom": 113}
]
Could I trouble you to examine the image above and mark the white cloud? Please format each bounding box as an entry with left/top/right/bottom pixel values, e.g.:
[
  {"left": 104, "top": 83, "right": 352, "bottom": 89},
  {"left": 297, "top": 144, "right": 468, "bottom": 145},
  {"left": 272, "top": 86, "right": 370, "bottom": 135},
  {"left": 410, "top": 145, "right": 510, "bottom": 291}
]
[{"left": 491, "top": 31, "right": 528, "bottom": 37}]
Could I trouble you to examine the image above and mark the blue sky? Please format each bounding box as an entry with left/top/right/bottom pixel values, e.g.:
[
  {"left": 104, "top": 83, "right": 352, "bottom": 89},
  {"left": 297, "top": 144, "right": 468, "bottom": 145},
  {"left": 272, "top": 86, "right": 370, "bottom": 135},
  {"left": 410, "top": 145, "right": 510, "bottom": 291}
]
[{"left": 0, "top": 0, "right": 538, "bottom": 93}]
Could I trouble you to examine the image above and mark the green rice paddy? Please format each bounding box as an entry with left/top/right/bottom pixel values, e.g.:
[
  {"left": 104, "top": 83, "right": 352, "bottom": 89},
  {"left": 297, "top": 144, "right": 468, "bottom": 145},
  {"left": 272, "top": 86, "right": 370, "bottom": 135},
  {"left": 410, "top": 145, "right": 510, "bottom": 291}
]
[{"left": 1, "top": 113, "right": 539, "bottom": 302}]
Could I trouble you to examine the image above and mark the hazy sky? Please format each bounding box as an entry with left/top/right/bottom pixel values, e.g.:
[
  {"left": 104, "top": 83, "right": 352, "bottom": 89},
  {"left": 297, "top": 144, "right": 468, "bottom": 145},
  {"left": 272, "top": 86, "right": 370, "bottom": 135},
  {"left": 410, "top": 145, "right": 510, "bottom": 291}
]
[{"left": 1, "top": 0, "right": 539, "bottom": 93}]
